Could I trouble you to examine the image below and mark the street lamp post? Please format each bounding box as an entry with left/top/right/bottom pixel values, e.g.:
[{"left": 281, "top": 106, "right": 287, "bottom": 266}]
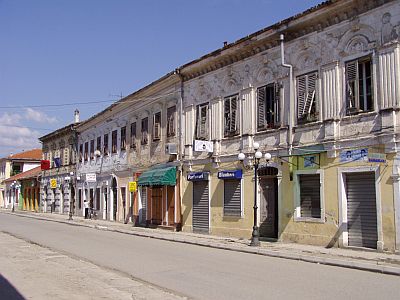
[
  {"left": 238, "top": 142, "right": 271, "bottom": 247},
  {"left": 67, "top": 172, "right": 74, "bottom": 220}
]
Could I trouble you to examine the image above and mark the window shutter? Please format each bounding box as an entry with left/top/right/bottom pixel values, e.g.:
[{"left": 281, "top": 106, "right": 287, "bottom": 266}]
[
  {"left": 257, "top": 87, "right": 266, "bottom": 129},
  {"left": 274, "top": 83, "right": 280, "bottom": 125},
  {"left": 304, "top": 73, "right": 317, "bottom": 115},
  {"left": 297, "top": 75, "right": 307, "bottom": 119},
  {"left": 346, "top": 61, "right": 358, "bottom": 109},
  {"left": 196, "top": 104, "right": 208, "bottom": 139},
  {"left": 64, "top": 148, "right": 69, "bottom": 166},
  {"left": 229, "top": 96, "right": 237, "bottom": 133}
]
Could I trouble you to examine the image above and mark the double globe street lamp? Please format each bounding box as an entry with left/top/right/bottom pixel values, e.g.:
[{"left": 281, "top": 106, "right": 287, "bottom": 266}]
[{"left": 238, "top": 142, "right": 271, "bottom": 247}]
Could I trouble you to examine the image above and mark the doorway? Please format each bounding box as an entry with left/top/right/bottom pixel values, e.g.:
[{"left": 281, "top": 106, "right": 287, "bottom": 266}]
[
  {"left": 259, "top": 172, "right": 278, "bottom": 239},
  {"left": 112, "top": 177, "right": 117, "bottom": 221}
]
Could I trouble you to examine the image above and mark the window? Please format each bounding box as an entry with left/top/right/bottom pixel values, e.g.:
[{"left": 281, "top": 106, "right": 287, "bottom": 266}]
[
  {"left": 90, "top": 140, "right": 94, "bottom": 160},
  {"left": 84, "top": 142, "right": 88, "bottom": 161},
  {"left": 120, "top": 126, "right": 126, "bottom": 150},
  {"left": 346, "top": 56, "right": 373, "bottom": 114},
  {"left": 257, "top": 83, "right": 280, "bottom": 130},
  {"left": 141, "top": 117, "right": 148, "bottom": 145},
  {"left": 96, "top": 136, "right": 101, "bottom": 152},
  {"left": 167, "top": 106, "right": 176, "bottom": 137},
  {"left": 153, "top": 112, "right": 161, "bottom": 141},
  {"left": 96, "top": 188, "right": 101, "bottom": 210},
  {"left": 297, "top": 71, "right": 318, "bottom": 124},
  {"left": 103, "top": 134, "right": 109, "bottom": 156},
  {"left": 112, "top": 130, "right": 117, "bottom": 153},
  {"left": 79, "top": 144, "right": 83, "bottom": 162},
  {"left": 296, "top": 173, "right": 322, "bottom": 220},
  {"left": 224, "top": 94, "right": 239, "bottom": 137},
  {"left": 224, "top": 179, "right": 242, "bottom": 216},
  {"left": 62, "top": 147, "right": 68, "bottom": 166},
  {"left": 69, "top": 145, "right": 74, "bottom": 165},
  {"left": 195, "top": 103, "right": 209, "bottom": 140},
  {"left": 130, "top": 122, "right": 136, "bottom": 149},
  {"left": 78, "top": 189, "right": 82, "bottom": 209}
]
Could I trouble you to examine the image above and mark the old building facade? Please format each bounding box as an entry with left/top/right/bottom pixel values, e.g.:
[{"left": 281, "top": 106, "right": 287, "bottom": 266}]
[
  {"left": 76, "top": 73, "right": 183, "bottom": 228},
  {"left": 179, "top": 0, "right": 400, "bottom": 251},
  {"left": 39, "top": 112, "right": 80, "bottom": 215}
]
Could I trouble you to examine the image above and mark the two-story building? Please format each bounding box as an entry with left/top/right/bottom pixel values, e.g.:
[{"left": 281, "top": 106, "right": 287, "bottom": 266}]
[
  {"left": 76, "top": 73, "right": 183, "bottom": 229},
  {"left": 39, "top": 110, "right": 80, "bottom": 215},
  {"left": 179, "top": 0, "right": 400, "bottom": 251},
  {"left": 0, "top": 149, "right": 42, "bottom": 209}
]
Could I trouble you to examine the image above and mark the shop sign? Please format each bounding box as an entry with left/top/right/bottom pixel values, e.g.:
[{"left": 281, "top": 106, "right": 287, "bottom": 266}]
[
  {"left": 50, "top": 179, "right": 57, "bottom": 189},
  {"left": 85, "top": 173, "right": 97, "bottom": 182},
  {"left": 129, "top": 181, "right": 137, "bottom": 192},
  {"left": 187, "top": 172, "right": 209, "bottom": 181},
  {"left": 340, "top": 148, "right": 368, "bottom": 163},
  {"left": 368, "top": 153, "right": 386, "bottom": 163},
  {"left": 304, "top": 155, "right": 317, "bottom": 168},
  {"left": 217, "top": 170, "right": 242, "bottom": 180},
  {"left": 194, "top": 140, "right": 213, "bottom": 153}
]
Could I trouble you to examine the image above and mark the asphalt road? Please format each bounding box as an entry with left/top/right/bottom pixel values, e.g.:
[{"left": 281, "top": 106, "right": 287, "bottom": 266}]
[{"left": 0, "top": 213, "right": 398, "bottom": 300}]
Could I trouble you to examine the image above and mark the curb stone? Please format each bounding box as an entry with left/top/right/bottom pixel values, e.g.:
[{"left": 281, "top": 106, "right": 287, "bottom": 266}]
[{"left": 3, "top": 210, "right": 400, "bottom": 276}]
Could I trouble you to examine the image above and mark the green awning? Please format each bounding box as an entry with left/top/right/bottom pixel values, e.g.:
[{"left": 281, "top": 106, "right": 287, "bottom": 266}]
[{"left": 137, "top": 166, "right": 176, "bottom": 186}]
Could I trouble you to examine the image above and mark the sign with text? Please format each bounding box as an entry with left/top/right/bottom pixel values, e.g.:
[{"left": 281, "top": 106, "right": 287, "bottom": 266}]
[
  {"left": 187, "top": 172, "right": 209, "bottom": 182},
  {"left": 85, "top": 173, "right": 97, "bottom": 182},
  {"left": 340, "top": 148, "right": 368, "bottom": 163},
  {"left": 217, "top": 169, "right": 242, "bottom": 180},
  {"left": 129, "top": 181, "right": 137, "bottom": 192},
  {"left": 194, "top": 140, "right": 213, "bottom": 153},
  {"left": 50, "top": 179, "right": 57, "bottom": 189},
  {"left": 368, "top": 153, "right": 386, "bottom": 163}
]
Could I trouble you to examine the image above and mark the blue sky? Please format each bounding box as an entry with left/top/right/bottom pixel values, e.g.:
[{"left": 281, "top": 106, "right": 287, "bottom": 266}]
[{"left": 0, "top": 0, "right": 322, "bottom": 157}]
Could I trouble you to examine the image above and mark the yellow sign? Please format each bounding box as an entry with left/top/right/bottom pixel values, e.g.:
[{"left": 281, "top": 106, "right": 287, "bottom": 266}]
[
  {"left": 50, "top": 179, "right": 57, "bottom": 189},
  {"left": 129, "top": 181, "right": 137, "bottom": 192}
]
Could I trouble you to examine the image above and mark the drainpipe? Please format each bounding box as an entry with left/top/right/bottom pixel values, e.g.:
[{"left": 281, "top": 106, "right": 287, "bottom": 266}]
[{"left": 280, "top": 34, "right": 293, "bottom": 156}]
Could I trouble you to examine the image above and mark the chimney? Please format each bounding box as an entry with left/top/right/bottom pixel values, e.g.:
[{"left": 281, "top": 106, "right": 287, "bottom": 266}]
[{"left": 74, "top": 109, "right": 80, "bottom": 123}]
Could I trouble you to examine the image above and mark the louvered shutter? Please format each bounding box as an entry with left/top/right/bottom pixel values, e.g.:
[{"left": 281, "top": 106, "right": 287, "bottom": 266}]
[
  {"left": 63, "top": 148, "right": 69, "bottom": 166},
  {"left": 297, "top": 75, "right": 307, "bottom": 119},
  {"left": 196, "top": 104, "right": 209, "bottom": 139},
  {"left": 274, "top": 83, "right": 280, "bottom": 125},
  {"left": 346, "top": 61, "right": 358, "bottom": 109},
  {"left": 224, "top": 99, "right": 230, "bottom": 135},
  {"left": 231, "top": 96, "right": 237, "bottom": 133},
  {"left": 304, "top": 73, "right": 317, "bottom": 115},
  {"left": 257, "top": 86, "right": 266, "bottom": 129}
]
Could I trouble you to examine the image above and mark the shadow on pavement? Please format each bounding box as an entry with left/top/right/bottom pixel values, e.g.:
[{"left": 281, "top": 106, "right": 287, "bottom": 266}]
[{"left": 0, "top": 274, "right": 25, "bottom": 300}]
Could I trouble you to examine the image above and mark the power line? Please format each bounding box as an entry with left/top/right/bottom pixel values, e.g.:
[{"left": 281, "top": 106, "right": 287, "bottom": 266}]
[
  {"left": 0, "top": 124, "right": 53, "bottom": 131},
  {"left": 0, "top": 99, "right": 116, "bottom": 109}
]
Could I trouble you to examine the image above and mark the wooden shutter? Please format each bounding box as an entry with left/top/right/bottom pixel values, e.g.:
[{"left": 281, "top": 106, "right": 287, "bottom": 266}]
[
  {"left": 63, "top": 148, "right": 69, "bottom": 166},
  {"left": 196, "top": 104, "right": 208, "bottom": 139},
  {"left": 153, "top": 113, "right": 161, "bottom": 140},
  {"left": 130, "top": 122, "right": 136, "bottom": 149},
  {"left": 346, "top": 61, "right": 358, "bottom": 109},
  {"left": 231, "top": 96, "right": 237, "bottom": 133},
  {"left": 297, "top": 75, "right": 307, "bottom": 119},
  {"left": 257, "top": 86, "right": 266, "bottom": 129},
  {"left": 304, "top": 73, "right": 317, "bottom": 116},
  {"left": 274, "top": 83, "right": 280, "bottom": 125}
]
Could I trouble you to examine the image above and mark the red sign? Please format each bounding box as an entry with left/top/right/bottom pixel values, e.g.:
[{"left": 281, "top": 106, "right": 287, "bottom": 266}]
[{"left": 41, "top": 160, "right": 50, "bottom": 170}]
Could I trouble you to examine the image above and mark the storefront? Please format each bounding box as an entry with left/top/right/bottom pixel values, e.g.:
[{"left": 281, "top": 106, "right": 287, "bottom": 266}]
[
  {"left": 187, "top": 172, "right": 210, "bottom": 233},
  {"left": 137, "top": 165, "right": 180, "bottom": 230}
]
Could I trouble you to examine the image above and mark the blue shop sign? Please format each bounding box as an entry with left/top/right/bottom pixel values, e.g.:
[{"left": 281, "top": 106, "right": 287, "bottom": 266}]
[
  {"left": 218, "top": 169, "right": 242, "bottom": 180},
  {"left": 187, "top": 172, "right": 209, "bottom": 181}
]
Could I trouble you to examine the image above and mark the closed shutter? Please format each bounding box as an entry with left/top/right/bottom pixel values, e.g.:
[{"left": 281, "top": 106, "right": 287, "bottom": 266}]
[
  {"left": 140, "top": 187, "right": 147, "bottom": 224},
  {"left": 346, "top": 172, "right": 377, "bottom": 249},
  {"left": 196, "top": 104, "right": 209, "bottom": 139},
  {"left": 274, "top": 83, "right": 280, "bottom": 125},
  {"left": 224, "top": 179, "right": 241, "bottom": 216},
  {"left": 297, "top": 75, "right": 307, "bottom": 119},
  {"left": 193, "top": 181, "right": 209, "bottom": 233},
  {"left": 299, "top": 174, "right": 321, "bottom": 218},
  {"left": 346, "top": 61, "right": 358, "bottom": 109},
  {"left": 257, "top": 86, "right": 266, "bottom": 129},
  {"left": 63, "top": 148, "right": 69, "bottom": 166}
]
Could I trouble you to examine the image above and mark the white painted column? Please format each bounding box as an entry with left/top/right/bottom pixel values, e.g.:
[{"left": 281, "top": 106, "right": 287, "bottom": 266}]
[
  {"left": 110, "top": 188, "right": 114, "bottom": 221},
  {"left": 392, "top": 156, "right": 400, "bottom": 251}
]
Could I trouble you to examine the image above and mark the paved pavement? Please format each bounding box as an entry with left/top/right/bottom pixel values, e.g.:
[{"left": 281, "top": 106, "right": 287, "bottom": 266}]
[
  {"left": 0, "top": 231, "right": 186, "bottom": 300},
  {"left": 2, "top": 208, "right": 400, "bottom": 276}
]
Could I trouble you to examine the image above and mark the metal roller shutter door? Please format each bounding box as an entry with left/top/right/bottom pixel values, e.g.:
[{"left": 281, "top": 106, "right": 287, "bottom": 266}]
[
  {"left": 346, "top": 172, "right": 377, "bottom": 249},
  {"left": 193, "top": 181, "right": 209, "bottom": 233},
  {"left": 224, "top": 179, "right": 241, "bottom": 216}
]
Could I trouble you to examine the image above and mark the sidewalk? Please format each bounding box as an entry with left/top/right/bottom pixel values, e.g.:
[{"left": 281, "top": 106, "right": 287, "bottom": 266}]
[{"left": 3, "top": 208, "right": 400, "bottom": 276}]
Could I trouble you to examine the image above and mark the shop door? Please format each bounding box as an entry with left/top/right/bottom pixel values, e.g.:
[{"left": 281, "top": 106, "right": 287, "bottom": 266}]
[
  {"left": 140, "top": 187, "right": 147, "bottom": 224},
  {"left": 151, "top": 187, "right": 162, "bottom": 225},
  {"left": 346, "top": 172, "right": 378, "bottom": 249},
  {"left": 167, "top": 186, "right": 175, "bottom": 225},
  {"left": 259, "top": 177, "right": 278, "bottom": 238},
  {"left": 193, "top": 181, "right": 209, "bottom": 233}
]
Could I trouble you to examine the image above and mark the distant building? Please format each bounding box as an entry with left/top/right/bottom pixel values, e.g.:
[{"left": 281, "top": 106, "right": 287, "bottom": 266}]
[{"left": 0, "top": 149, "right": 42, "bottom": 209}]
